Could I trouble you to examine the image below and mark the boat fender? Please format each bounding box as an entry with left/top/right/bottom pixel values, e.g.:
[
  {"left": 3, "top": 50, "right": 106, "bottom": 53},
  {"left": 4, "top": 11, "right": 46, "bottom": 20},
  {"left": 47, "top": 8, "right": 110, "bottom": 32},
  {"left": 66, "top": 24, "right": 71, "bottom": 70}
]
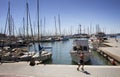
[{"left": 111, "top": 59, "right": 116, "bottom": 65}]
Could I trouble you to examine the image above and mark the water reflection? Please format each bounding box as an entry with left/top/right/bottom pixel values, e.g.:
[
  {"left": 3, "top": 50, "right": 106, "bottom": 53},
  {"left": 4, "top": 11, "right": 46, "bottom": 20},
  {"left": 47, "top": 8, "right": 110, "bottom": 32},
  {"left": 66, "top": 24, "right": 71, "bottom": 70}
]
[{"left": 89, "top": 50, "right": 111, "bottom": 65}]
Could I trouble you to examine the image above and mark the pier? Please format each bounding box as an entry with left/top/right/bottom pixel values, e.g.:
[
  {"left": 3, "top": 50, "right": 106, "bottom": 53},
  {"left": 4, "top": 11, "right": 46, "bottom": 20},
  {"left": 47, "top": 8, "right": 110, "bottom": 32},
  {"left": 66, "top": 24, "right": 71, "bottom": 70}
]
[
  {"left": 97, "top": 38, "right": 120, "bottom": 65},
  {"left": 0, "top": 62, "right": 120, "bottom": 77}
]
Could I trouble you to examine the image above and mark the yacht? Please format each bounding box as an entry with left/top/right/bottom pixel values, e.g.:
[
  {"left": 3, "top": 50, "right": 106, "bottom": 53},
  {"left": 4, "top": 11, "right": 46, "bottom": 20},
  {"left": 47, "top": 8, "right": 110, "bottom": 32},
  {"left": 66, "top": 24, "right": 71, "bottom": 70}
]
[{"left": 70, "top": 39, "right": 90, "bottom": 63}]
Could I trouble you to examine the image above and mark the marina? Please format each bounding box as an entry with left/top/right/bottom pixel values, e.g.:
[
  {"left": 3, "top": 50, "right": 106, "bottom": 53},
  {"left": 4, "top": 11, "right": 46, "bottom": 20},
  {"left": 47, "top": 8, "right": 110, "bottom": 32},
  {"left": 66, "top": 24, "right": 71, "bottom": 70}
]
[
  {"left": 0, "top": 37, "right": 117, "bottom": 65},
  {"left": 28, "top": 38, "right": 114, "bottom": 65},
  {"left": 0, "top": 0, "right": 120, "bottom": 77}
]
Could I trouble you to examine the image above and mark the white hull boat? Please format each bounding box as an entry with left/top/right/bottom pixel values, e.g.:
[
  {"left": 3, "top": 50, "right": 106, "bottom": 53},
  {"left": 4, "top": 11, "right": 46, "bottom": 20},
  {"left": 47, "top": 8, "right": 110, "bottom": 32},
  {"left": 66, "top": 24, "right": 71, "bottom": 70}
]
[
  {"left": 32, "top": 51, "right": 52, "bottom": 62},
  {"left": 70, "top": 39, "right": 90, "bottom": 63}
]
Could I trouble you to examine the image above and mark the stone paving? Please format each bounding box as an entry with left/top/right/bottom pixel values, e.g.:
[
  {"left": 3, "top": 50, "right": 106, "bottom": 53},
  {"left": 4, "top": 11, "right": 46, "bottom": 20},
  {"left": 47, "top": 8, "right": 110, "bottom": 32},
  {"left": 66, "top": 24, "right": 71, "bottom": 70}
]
[{"left": 0, "top": 62, "right": 120, "bottom": 77}]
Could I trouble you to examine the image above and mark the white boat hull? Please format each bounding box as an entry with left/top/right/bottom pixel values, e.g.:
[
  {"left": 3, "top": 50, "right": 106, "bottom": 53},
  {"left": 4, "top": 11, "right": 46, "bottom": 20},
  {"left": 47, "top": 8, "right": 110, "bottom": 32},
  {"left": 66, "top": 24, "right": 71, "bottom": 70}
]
[
  {"left": 20, "top": 51, "right": 52, "bottom": 62},
  {"left": 32, "top": 51, "right": 52, "bottom": 62}
]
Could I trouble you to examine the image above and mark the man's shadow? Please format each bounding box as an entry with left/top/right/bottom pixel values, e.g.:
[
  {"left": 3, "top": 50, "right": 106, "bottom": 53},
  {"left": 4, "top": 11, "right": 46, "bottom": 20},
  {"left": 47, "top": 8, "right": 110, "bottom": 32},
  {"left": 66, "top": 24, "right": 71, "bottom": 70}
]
[
  {"left": 78, "top": 69, "right": 91, "bottom": 75},
  {"left": 82, "top": 70, "right": 91, "bottom": 75}
]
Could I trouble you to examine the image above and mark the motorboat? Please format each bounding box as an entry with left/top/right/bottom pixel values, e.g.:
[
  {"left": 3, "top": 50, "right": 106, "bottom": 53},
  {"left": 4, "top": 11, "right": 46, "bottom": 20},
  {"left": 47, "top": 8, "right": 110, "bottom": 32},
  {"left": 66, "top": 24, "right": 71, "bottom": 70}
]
[{"left": 70, "top": 39, "right": 90, "bottom": 63}]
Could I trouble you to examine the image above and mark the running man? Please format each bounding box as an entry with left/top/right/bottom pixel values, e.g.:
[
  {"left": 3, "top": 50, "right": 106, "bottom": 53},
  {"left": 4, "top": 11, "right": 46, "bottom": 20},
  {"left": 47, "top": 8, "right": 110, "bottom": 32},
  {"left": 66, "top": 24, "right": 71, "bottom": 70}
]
[{"left": 77, "top": 52, "right": 84, "bottom": 71}]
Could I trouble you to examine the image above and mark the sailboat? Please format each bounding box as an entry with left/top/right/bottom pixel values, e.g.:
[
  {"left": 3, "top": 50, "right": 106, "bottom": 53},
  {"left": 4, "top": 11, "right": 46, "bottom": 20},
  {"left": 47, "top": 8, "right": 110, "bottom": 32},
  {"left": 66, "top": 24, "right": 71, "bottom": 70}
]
[
  {"left": 20, "top": 0, "right": 52, "bottom": 62},
  {"left": 32, "top": 0, "right": 52, "bottom": 62}
]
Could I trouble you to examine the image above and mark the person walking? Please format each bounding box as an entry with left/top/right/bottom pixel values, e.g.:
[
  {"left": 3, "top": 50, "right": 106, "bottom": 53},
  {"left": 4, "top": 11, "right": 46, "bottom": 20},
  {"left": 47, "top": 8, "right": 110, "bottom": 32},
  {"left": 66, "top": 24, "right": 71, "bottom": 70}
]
[{"left": 77, "top": 52, "right": 84, "bottom": 71}]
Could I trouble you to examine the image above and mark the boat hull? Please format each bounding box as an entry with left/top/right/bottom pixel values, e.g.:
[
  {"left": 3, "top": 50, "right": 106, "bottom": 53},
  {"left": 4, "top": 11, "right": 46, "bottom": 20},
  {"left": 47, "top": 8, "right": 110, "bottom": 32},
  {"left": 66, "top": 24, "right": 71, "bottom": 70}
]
[
  {"left": 32, "top": 51, "right": 52, "bottom": 62},
  {"left": 19, "top": 51, "right": 52, "bottom": 62}
]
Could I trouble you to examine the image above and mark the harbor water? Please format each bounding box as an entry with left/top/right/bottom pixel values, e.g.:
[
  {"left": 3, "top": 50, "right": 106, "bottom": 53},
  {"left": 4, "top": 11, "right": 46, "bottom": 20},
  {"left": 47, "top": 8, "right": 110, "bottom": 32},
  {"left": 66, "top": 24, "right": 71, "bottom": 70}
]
[{"left": 29, "top": 38, "right": 111, "bottom": 65}]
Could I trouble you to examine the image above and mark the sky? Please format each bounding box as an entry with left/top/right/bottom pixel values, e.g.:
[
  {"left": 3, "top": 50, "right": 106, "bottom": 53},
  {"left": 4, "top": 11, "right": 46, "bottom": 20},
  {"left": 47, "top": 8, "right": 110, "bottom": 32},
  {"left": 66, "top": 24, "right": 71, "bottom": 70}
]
[{"left": 0, "top": 0, "right": 120, "bottom": 35}]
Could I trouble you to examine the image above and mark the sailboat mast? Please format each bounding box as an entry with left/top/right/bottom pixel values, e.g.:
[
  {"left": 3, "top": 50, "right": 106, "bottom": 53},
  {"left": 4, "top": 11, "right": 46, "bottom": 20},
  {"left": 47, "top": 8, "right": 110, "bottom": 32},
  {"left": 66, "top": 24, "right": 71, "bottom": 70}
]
[
  {"left": 10, "top": 15, "right": 14, "bottom": 36},
  {"left": 54, "top": 16, "right": 57, "bottom": 36},
  {"left": 58, "top": 14, "right": 61, "bottom": 36},
  {"left": 44, "top": 17, "right": 46, "bottom": 36},
  {"left": 23, "top": 17, "right": 25, "bottom": 38},
  {"left": 8, "top": 0, "right": 11, "bottom": 37},
  {"left": 26, "top": 1, "right": 29, "bottom": 39},
  {"left": 37, "top": 0, "right": 40, "bottom": 42},
  {"left": 37, "top": 0, "right": 42, "bottom": 51},
  {"left": 4, "top": 12, "right": 8, "bottom": 35},
  {"left": 70, "top": 26, "right": 73, "bottom": 35},
  {"left": 90, "top": 23, "right": 92, "bottom": 34},
  {"left": 79, "top": 24, "right": 81, "bottom": 34},
  {"left": 87, "top": 26, "right": 89, "bottom": 35}
]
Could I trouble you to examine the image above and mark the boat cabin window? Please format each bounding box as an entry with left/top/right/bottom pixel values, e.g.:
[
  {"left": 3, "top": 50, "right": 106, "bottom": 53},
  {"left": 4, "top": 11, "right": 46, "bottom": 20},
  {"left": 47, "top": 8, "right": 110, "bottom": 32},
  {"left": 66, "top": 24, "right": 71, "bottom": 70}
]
[
  {"left": 73, "top": 46, "right": 82, "bottom": 51},
  {"left": 83, "top": 46, "right": 88, "bottom": 51}
]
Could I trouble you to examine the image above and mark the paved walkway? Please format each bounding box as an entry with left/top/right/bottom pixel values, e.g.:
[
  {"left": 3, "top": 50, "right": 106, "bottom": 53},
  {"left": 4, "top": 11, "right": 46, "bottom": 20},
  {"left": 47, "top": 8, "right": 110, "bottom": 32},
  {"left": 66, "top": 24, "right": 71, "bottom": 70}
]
[
  {"left": 104, "top": 38, "right": 120, "bottom": 47},
  {"left": 98, "top": 38, "right": 120, "bottom": 63},
  {"left": 99, "top": 47, "right": 120, "bottom": 62},
  {"left": 0, "top": 62, "right": 120, "bottom": 77}
]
